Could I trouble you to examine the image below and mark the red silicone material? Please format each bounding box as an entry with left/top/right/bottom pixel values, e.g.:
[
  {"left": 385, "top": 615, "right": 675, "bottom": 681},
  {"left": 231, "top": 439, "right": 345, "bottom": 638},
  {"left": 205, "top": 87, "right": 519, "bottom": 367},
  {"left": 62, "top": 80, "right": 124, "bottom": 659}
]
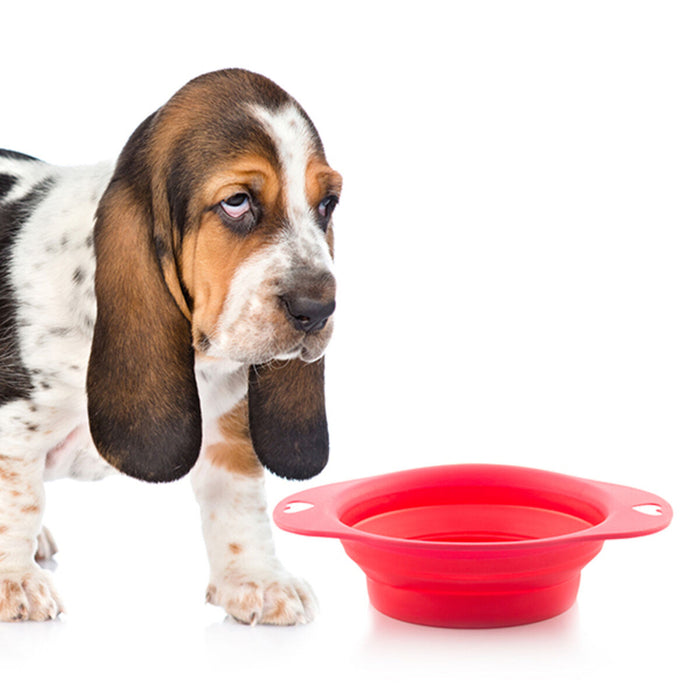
[{"left": 273, "top": 464, "right": 672, "bottom": 628}]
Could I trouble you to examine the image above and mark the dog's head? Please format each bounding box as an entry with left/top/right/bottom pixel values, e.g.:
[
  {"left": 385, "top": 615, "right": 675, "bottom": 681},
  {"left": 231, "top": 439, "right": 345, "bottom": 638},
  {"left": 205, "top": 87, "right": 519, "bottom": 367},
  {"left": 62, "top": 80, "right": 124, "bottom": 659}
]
[{"left": 86, "top": 69, "right": 341, "bottom": 482}]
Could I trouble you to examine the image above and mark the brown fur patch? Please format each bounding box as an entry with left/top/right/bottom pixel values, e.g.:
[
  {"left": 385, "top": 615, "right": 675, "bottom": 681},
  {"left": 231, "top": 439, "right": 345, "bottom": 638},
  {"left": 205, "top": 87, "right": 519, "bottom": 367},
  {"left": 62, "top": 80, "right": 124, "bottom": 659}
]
[
  {"left": 182, "top": 204, "right": 279, "bottom": 349},
  {"left": 305, "top": 159, "right": 341, "bottom": 256},
  {"left": 201, "top": 156, "right": 281, "bottom": 209},
  {"left": 205, "top": 401, "right": 264, "bottom": 477},
  {"left": 0, "top": 464, "right": 20, "bottom": 483},
  {"left": 305, "top": 160, "right": 343, "bottom": 205},
  {"left": 267, "top": 594, "right": 290, "bottom": 624}
]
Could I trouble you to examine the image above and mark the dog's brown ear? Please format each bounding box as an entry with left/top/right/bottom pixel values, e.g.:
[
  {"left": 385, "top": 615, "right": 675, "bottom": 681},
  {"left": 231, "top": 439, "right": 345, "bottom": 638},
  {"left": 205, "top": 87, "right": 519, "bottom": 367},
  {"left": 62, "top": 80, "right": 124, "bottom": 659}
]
[
  {"left": 87, "top": 175, "right": 202, "bottom": 483},
  {"left": 247, "top": 358, "right": 329, "bottom": 480}
]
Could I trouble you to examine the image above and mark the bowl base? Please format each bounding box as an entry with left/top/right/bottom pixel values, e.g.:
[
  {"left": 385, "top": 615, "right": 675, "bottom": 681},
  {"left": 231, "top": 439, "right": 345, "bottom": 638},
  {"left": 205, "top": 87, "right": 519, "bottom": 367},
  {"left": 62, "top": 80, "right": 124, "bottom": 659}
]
[{"left": 366, "top": 574, "right": 581, "bottom": 628}]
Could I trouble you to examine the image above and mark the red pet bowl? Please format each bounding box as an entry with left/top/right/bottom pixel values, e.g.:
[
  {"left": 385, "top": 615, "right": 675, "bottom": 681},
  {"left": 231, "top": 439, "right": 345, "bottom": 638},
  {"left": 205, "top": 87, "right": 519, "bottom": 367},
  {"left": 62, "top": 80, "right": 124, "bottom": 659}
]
[{"left": 273, "top": 464, "right": 672, "bottom": 628}]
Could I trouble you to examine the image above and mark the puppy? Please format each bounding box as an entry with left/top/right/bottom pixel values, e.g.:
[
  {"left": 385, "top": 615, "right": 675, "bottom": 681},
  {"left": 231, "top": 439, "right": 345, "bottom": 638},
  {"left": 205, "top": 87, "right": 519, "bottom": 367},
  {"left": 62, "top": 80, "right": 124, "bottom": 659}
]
[{"left": 0, "top": 68, "right": 341, "bottom": 624}]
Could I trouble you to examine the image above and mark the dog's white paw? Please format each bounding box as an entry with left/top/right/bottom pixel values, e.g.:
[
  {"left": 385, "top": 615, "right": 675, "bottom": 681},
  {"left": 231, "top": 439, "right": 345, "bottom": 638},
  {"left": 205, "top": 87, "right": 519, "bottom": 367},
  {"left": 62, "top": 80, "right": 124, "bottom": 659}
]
[
  {"left": 0, "top": 566, "right": 63, "bottom": 621},
  {"left": 206, "top": 570, "right": 319, "bottom": 626}
]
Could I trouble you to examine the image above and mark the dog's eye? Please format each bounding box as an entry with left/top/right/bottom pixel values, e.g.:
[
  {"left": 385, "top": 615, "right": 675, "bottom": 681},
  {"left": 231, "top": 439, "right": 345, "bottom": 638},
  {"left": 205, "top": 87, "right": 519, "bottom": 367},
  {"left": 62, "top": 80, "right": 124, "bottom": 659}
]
[
  {"left": 318, "top": 195, "right": 338, "bottom": 226},
  {"left": 220, "top": 193, "right": 251, "bottom": 219}
]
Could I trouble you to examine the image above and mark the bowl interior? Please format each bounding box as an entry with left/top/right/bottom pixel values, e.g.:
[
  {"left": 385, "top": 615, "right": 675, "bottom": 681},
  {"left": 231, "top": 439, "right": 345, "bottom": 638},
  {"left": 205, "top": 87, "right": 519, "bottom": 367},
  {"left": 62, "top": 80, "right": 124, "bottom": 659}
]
[{"left": 340, "top": 482, "right": 607, "bottom": 544}]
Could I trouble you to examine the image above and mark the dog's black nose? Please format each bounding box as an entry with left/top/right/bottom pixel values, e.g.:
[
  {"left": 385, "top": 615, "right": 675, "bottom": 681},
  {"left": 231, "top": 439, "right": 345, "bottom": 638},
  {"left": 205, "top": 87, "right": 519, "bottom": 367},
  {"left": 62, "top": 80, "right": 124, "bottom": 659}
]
[{"left": 282, "top": 294, "right": 336, "bottom": 333}]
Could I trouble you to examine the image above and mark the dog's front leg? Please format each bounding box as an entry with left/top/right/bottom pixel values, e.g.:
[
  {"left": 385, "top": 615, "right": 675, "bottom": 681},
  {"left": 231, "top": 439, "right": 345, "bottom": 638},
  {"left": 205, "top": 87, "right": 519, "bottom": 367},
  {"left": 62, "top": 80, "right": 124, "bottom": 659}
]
[
  {"left": 0, "top": 455, "right": 63, "bottom": 621},
  {"left": 190, "top": 405, "right": 318, "bottom": 626}
]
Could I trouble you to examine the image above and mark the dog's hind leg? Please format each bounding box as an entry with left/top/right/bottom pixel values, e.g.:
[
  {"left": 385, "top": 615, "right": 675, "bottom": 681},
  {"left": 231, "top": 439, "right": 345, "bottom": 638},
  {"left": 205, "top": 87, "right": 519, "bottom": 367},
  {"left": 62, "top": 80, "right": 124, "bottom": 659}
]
[{"left": 35, "top": 526, "right": 58, "bottom": 562}]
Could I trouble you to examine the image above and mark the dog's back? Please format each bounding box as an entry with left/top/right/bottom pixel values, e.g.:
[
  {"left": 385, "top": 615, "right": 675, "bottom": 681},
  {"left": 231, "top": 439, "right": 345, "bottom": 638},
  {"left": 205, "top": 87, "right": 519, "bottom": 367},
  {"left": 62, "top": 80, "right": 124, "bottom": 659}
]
[
  {"left": 1, "top": 150, "right": 53, "bottom": 406},
  {"left": 0, "top": 152, "right": 112, "bottom": 411}
]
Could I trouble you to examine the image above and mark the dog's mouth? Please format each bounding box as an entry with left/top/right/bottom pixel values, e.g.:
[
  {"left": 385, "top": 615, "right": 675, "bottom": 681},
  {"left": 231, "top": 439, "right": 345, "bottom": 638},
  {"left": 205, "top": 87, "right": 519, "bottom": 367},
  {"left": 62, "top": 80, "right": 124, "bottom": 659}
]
[
  {"left": 194, "top": 336, "right": 329, "bottom": 366},
  {"left": 193, "top": 306, "right": 333, "bottom": 366},
  {"left": 273, "top": 326, "right": 332, "bottom": 364},
  {"left": 298, "top": 343, "right": 326, "bottom": 363}
]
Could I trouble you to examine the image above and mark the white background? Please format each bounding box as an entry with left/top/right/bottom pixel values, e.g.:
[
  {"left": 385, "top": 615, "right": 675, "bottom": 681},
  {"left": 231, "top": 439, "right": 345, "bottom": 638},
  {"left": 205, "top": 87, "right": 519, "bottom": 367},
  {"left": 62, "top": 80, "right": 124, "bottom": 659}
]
[{"left": 1, "top": 1, "right": 698, "bottom": 698}]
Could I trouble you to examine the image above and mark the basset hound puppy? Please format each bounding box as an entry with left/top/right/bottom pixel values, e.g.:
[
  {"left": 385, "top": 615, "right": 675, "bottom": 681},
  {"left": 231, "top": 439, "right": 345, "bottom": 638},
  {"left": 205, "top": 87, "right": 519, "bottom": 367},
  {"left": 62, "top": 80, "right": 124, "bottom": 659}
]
[{"left": 0, "top": 68, "right": 341, "bottom": 624}]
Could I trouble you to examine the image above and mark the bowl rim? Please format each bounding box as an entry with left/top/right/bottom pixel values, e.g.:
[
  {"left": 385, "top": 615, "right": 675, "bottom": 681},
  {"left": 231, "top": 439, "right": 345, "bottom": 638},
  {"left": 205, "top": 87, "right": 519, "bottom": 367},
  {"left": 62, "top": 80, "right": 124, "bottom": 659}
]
[{"left": 273, "top": 463, "right": 673, "bottom": 552}]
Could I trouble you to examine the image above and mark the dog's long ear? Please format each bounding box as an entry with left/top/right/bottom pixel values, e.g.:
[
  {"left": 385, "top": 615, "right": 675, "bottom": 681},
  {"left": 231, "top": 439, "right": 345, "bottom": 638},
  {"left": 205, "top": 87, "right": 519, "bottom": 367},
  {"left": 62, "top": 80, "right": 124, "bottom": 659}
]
[
  {"left": 247, "top": 358, "right": 329, "bottom": 480},
  {"left": 87, "top": 125, "right": 202, "bottom": 482}
]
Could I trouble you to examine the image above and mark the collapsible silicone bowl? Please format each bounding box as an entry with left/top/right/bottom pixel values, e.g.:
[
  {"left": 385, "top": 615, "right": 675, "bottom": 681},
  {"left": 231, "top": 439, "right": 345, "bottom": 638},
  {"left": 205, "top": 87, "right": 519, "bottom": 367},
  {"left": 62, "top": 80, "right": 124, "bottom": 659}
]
[{"left": 274, "top": 464, "right": 672, "bottom": 628}]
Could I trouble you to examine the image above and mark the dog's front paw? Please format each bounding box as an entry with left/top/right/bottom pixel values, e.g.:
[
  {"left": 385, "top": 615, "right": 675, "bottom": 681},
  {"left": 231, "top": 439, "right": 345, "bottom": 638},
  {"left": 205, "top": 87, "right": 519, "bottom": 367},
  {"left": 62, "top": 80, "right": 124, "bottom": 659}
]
[
  {"left": 0, "top": 567, "right": 63, "bottom": 622},
  {"left": 206, "top": 570, "right": 318, "bottom": 626}
]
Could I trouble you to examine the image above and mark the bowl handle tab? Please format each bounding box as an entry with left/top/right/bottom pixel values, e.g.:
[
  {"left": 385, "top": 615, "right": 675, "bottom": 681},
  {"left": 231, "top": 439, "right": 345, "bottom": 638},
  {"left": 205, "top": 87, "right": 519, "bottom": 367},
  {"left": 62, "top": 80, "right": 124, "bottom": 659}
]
[
  {"left": 587, "top": 481, "right": 673, "bottom": 540},
  {"left": 273, "top": 482, "right": 358, "bottom": 540}
]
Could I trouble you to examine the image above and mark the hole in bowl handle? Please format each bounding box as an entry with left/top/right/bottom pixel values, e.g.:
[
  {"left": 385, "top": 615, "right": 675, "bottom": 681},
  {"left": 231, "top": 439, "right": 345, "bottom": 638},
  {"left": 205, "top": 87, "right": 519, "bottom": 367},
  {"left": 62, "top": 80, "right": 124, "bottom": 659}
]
[
  {"left": 283, "top": 501, "right": 315, "bottom": 514},
  {"left": 589, "top": 484, "right": 673, "bottom": 540},
  {"left": 273, "top": 484, "right": 357, "bottom": 540},
  {"left": 632, "top": 503, "right": 665, "bottom": 516},
  {"left": 273, "top": 494, "right": 324, "bottom": 533}
]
